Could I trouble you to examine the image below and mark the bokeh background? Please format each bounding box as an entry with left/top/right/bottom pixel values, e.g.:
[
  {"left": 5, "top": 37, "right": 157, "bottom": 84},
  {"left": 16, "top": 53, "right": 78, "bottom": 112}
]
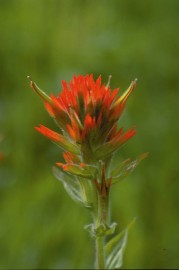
[{"left": 0, "top": 0, "right": 179, "bottom": 269}]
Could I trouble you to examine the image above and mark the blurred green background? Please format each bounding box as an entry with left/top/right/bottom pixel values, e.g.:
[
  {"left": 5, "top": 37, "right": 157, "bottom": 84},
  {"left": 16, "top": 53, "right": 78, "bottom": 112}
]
[{"left": 0, "top": 0, "right": 179, "bottom": 269}]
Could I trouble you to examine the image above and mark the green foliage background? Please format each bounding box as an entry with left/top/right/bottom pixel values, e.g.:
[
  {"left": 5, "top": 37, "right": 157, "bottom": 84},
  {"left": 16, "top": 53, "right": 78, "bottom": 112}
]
[{"left": 0, "top": 0, "right": 179, "bottom": 269}]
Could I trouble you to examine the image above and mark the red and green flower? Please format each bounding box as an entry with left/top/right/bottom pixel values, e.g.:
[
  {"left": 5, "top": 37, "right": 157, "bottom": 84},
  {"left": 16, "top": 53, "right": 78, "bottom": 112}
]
[
  {"left": 29, "top": 74, "right": 147, "bottom": 269},
  {"left": 30, "top": 74, "right": 137, "bottom": 166}
]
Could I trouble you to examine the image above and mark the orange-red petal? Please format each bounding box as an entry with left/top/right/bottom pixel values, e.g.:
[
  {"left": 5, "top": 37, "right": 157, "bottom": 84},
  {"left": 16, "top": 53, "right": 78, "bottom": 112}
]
[{"left": 35, "top": 125, "right": 62, "bottom": 142}]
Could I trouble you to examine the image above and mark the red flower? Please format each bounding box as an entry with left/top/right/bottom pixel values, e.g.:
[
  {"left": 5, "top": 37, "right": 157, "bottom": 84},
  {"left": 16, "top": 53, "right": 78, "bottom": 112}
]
[{"left": 29, "top": 74, "right": 137, "bottom": 167}]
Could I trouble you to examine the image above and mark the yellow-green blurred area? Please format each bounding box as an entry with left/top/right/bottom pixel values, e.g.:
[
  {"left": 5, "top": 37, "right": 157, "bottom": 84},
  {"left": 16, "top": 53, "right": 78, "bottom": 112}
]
[{"left": 0, "top": 0, "right": 179, "bottom": 269}]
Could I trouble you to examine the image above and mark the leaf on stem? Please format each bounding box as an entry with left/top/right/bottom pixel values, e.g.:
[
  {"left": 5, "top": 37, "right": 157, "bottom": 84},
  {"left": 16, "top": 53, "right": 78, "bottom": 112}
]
[
  {"left": 56, "top": 162, "right": 98, "bottom": 179},
  {"left": 35, "top": 125, "right": 81, "bottom": 155},
  {"left": 94, "top": 128, "right": 136, "bottom": 160},
  {"left": 53, "top": 166, "right": 88, "bottom": 206},
  {"left": 111, "top": 152, "right": 149, "bottom": 184},
  {"left": 84, "top": 222, "right": 118, "bottom": 238},
  {"left": 105, "top": 218, "right": 136, "bottom": 269}
]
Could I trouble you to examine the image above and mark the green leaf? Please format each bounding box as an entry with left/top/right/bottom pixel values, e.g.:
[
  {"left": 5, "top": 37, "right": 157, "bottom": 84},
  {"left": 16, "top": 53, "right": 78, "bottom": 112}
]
[
  {"left": 113, "top": 79, "right": 137, "bottom": 107},
  {"left": 105, "top": 229, "right": 128, "bottom": 269},
  {"left": 27, "top": 76, "right": 52, "bottom": 104},
  {"left": 111, "top": 153, "right": 149, "bottom": 184},
  {"left": 84, "top": 222, "right": 118, "bottom": 238},
  {"left": 84, "top": 223, "right": 107, "bottom": 238},
  {"left": 84, "top": 223, "right": 95, "bottom": 237},
  {"left": 105, "top": 222, "right": 118, "bottom": 236},
  {"left": 53, "top": 166, "right": 85, "bottom": 205},
  {"left": 95, "top": 140, "right": 122, "bottom": 160},
  {"left": 60, "top": 163, "right": 97, "bottom": 179},
  {"left": 94, "top": 131, "right": 135, "bottom": 160},
  {"left": 54, "top": 138, "right": 81, "bottom": 155},
  {"left": 105, "top": 219, "right": 136, "bottom": 269},
  {"left": 111, "top": 158, "right": 131, "bottom": 177}
]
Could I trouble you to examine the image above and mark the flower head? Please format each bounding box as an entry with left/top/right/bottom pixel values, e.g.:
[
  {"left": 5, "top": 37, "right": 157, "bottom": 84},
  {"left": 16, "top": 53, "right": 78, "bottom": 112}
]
[{"left": 29, "top": 74, "right": 136, "bottom": 166}]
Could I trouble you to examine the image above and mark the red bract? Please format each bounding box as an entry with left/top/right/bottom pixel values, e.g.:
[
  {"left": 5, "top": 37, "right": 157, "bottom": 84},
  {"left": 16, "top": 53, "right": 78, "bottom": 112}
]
[{"left": 30, "top": 74, "right": 137, "bottom": 165}]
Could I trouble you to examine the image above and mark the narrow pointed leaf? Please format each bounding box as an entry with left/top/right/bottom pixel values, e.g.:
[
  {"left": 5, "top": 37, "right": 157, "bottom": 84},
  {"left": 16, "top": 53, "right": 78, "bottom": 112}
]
[
  {"left": 105, "top": 219, "right": 136, "bottom": 269},
  {"left": 113, "top": 79, "right": 137, "bottom": 107},
  {"left": 111, "top": 153, "right": 149, "bottom": 184},
  {"left": 111, "top": 158, "right": 131, "bottom": 177},
  {"left": 105, "top": 229, "right": 128, "bottom": 269},
  {"left": 28, "top": 76, "right": 52, "bottom": 104}
]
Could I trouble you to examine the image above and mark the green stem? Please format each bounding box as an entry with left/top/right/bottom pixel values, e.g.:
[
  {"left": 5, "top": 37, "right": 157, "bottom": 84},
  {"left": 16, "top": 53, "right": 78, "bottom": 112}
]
[
  {"left": 95, "top": 194, "right": 109, "bottom": 270},
  {"left": 96, "top": 235, "right": 105, "bottom": 269}
]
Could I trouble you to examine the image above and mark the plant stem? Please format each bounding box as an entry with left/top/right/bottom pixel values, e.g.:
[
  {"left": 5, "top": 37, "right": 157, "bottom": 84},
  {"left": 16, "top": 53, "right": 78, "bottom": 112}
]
[
  {"left": 96, "top": 235, "right": 105, "bottom": 269},
  {"left": 93, "top": 161, "right": 111, "bottom": 270},
  {"left": 95, "top": 193, "right": 109, "bottom": 269}
]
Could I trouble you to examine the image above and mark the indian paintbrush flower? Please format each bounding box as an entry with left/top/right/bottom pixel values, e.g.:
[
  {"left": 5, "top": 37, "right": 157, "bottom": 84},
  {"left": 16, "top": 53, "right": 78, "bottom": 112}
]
[{"left": 29, "top": 74, "right": 147, "bottom": 269}]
